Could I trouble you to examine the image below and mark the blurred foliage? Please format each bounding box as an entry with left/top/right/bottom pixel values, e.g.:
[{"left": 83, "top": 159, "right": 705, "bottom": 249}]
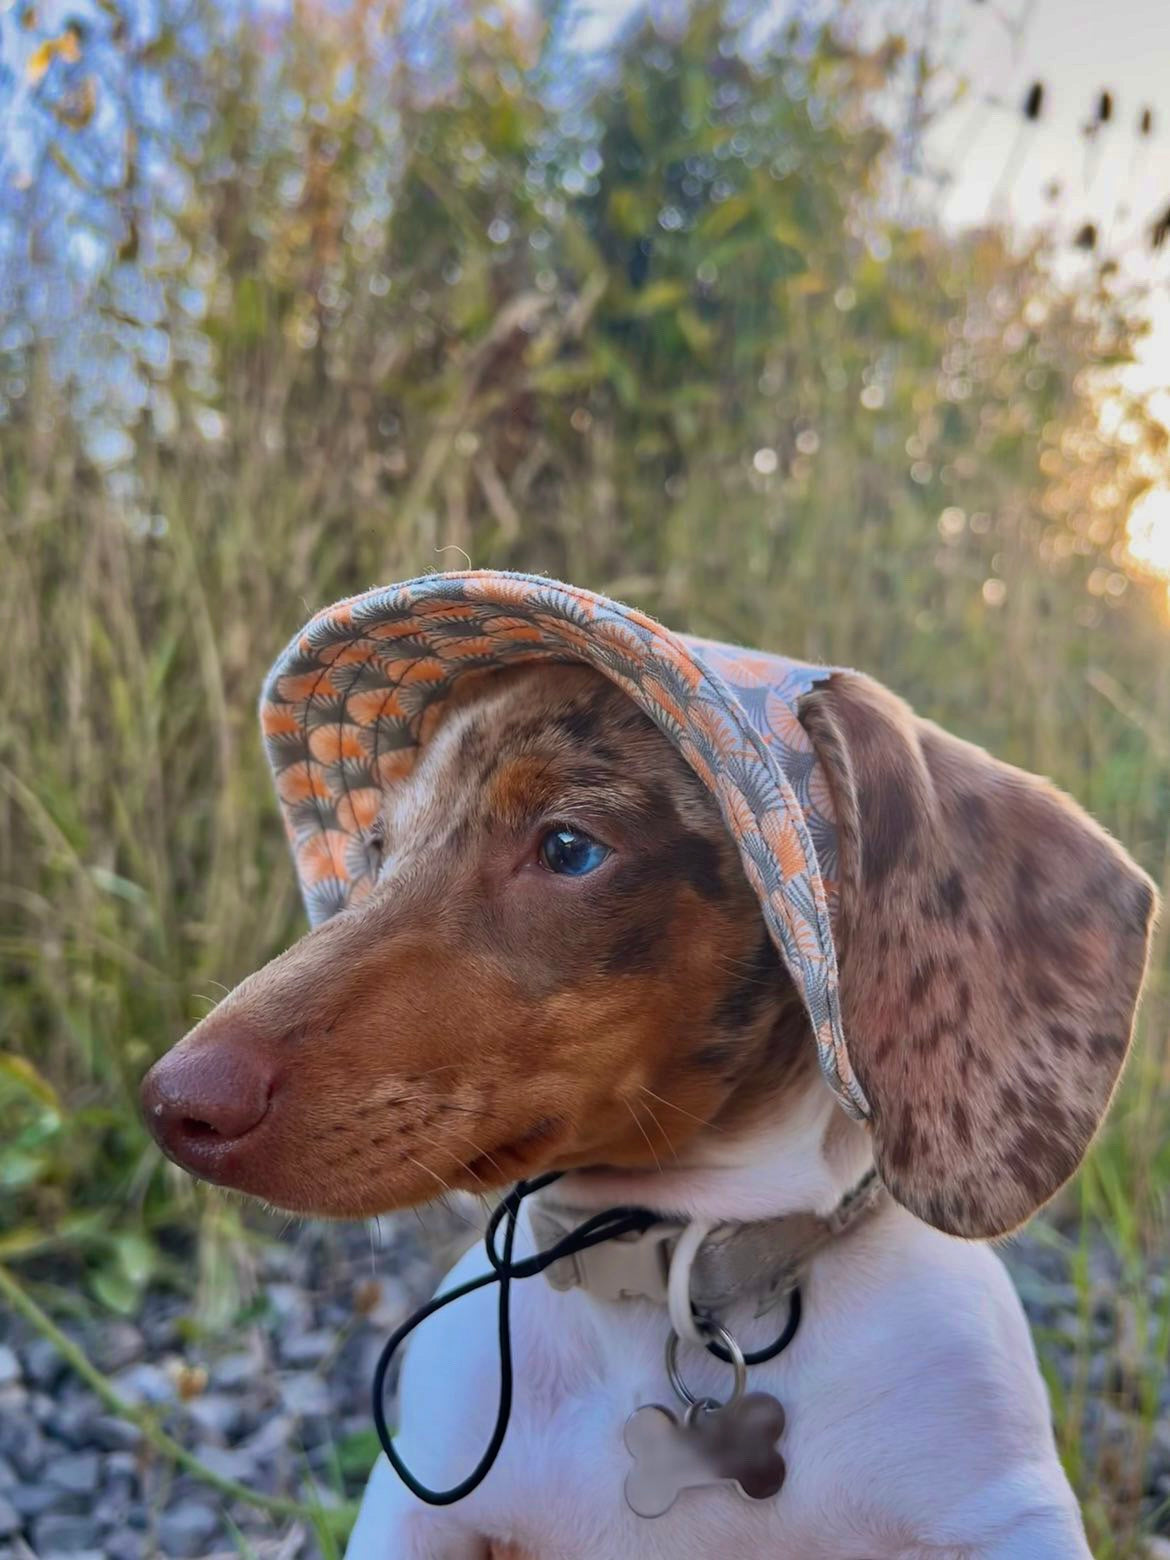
[{"left": 2, "top": 0, "right": 1170, "bottom": 1542}]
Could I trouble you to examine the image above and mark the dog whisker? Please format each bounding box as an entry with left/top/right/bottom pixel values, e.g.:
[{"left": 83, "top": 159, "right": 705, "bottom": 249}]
[
  {"left": 623, "top": 1096, "right": 662, "bottom": 1173},
  {"left": 636, "top": 1084, "right": 720, "bottom": 1133},
  {"left": 630, "top": 1092, "right": 677, "bottom": 1164}
]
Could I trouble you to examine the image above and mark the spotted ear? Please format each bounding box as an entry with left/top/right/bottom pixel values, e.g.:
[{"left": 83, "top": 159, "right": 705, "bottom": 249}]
[{"left": 799, "top": 673, "right": 1157, "bottom": 1239}]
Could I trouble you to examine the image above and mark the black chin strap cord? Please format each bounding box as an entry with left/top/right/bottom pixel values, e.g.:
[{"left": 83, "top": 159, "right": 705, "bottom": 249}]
[{"left": 371, "top": 1173, "right": 801, "bottom": 1506}]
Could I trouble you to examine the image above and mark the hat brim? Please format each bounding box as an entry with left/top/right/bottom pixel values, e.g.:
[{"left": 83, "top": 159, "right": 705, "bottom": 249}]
[{"left": 260, "top": 571, "right": 868, "bottom": 1119}]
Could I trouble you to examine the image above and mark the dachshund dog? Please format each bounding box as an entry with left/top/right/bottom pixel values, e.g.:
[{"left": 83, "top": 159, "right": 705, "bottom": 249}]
[{"left": 143, "top": 662, "right": 1154, "bottom": 1559}]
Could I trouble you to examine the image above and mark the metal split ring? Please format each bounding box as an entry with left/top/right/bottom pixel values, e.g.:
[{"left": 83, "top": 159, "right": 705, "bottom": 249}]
[{"left": 665, "top": 1322, "right": 747, "bottom": 1409}]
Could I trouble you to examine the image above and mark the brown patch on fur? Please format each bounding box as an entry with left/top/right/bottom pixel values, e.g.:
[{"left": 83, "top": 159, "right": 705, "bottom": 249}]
[
  {"left": 142, "top": 666, "right": 803, "bottom": 1218},
  {"left": 799, "top": 672, "right": 1156, "bottom": 1239}
]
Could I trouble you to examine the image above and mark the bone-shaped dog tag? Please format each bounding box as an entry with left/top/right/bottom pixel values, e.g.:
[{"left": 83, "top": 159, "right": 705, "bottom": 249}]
[{"left": 623, "top": 1393, "right": 786, "bottom": 1518}]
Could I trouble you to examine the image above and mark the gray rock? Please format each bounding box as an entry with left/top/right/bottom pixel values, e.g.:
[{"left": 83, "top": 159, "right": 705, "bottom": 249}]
[
  {"left": 104, "top": 1451, "right": 139, "bottom": 1481},
  {"left": 5, "top": 1426, "right": 46, "bottom": 1481},
  {"left": 45, "top": 1400, "right": 101, "bottom": 1450},
  {"left": 157, "top": 1498, "right": 220, "bottom": 1558},
  {"left": 109, "top": 1363, "right": 171, "bottom": 1407},
  {"left": 210, "top": 1349, "right": 263, "bottom": 1391},
  {"left": 87, "top": 1415, "right": 141, "bottom": 1453},
  {"left": 0, "top": 1387, "right": 29, "bottom": 1426},
  {"left": 23, "top": 1336, "right": 66, "bottom": 1390},
  {"left": 278, "top": 1372, "right": 331, "bottom": 1418},
  {"left": 195, "top": 1444, "right": 261, "bottom": 1483},
  {"left": 32, "top": 1513, "right": 102, "bottom": 1555},
  {"left": 140, "top": 1314, "right": 180, "bottom": 1352},
  {"left": 45, "top": 1452, "right": 101, "bottom": 1496},
  {"left": 104, "top": 1531, "right": 147, "bottom": 1560},
  {"left": 279, "top": 1328, "right": 334, "bottom": 1368},
  {"left": 185, "top": 1392, "right": 246, "bottom": 1443},
  {"left": 30, "top": 1390, "right": 57, "bottom": 1424},
  {"left": 94, "top": 1323, "right": 144, "bottom": 1374},
  {"left": 240, "top": 1413, "right": 297, "bottom": 1462},
  {"left": 266, "top": 1283, "right": 311, "bottom": 1327},
  {"left": 0, "top": 1459, "right": 13, "bottom": 1490},
  {"left": 9, "top": 1481, "right": 60, "bottom": 1517},
  {"left": 0, "top": 1351, "right": 20, "bottom": 1389},
  {"left": 0, "top": 1497, "right": 17, "bottom": 1538}
]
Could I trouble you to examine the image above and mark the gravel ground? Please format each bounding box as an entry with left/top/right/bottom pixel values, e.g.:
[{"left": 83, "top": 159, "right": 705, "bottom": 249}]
[{"left": 0, "top": 1208, "right": 1167, "bottom": 1559}]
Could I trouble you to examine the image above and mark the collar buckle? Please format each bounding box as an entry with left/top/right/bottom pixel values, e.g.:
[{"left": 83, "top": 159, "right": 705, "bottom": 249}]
[{"left": 539, "top": 1216, "right": 684, "bottom": 1304}]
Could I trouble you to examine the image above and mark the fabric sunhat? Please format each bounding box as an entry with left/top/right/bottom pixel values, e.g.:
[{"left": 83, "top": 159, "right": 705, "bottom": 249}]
[{"left": 260, "top": 571, "right": 869, "bottom": 1122}]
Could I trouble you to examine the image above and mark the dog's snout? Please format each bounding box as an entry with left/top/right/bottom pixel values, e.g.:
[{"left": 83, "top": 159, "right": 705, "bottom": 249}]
[{"left": 141, "top": 1039, "right": 274, "bottom": 1173}]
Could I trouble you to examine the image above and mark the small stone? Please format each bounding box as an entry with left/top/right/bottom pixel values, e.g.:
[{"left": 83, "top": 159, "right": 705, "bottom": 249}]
[
  {"left": 0, "top": 1497, "right": 17, "bottom": 1538},
  {"left": 185, "top": 1392, "right": 246, "bottom": 1444},
  {"left": 23, "top": 1337, "right": 67, "bottom": 1390},
  {"left": 210, "top": 1350, "right": 263, "bottom": 1392},
  {"left": 46, "top": 1451, "right": 101, "bottom": 1495},
  {"left": 45, "top": 1400, "right": 102, "bottom": 1450},
  {"left": 0, "top": 1350, "right": 21, "bottom": 1389},
  {"left": 31, "top": 1390, "right": 57, "bottom": 1424},
  {"left": 5, "top": 1426, "right": 46, "bottom": 1480},
  {"left": 0, "top": 1387, "right": 28, "bottom": 1424},
  {"left": 104, "top": 1451, "right": 139, "bottom": 1480},
  {"left": 241, "top": 1413, "right": 296, "bottom": 1462},
  {"left": 140, "top": 1314, "right": 180, "bottom": 1352},
  {"left": 88, "top": 1416, "right": 142, "bottom": 1453},
  {"left": 9, "top": 1482, "right": 60, "bottom": 1517},
  {"left": 157, "top": 1498, "right": 220, "bottom": 1558},
  {"left": 195, "top": 1444, "right": 260, "bottom": 1483},
  {"left": 105, "top": 1531, "right": 147, "bottom": 1560},
  {"left": 266, "top": 1284, "right": 311, "bottom": 1327},
  {"left": 279, "top": 1328, "right": 334, "bottom": 1368},
  {"left": 110, "top": 1363, "right": 171, "bottom": 1407},
  {"left": 33, "top": 1513, "right": 102, "bottom": 1555},
  {"left": 94, "top": 1323, "right": 144, "bottom": 1374},
  {"left": 278, "top": 1372, "right": 331, "bottom": 1418}
]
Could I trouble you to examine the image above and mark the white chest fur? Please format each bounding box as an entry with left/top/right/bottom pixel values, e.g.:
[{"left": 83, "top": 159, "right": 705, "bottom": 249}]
[{"left": 346, "top": 1201, "right": 1089, "bottom": 1560}]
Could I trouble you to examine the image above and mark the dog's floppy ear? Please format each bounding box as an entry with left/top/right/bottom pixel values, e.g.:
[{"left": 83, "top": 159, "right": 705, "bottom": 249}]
[{"left": 799, "top": 673, "right": 1157, "bottom": 1239}]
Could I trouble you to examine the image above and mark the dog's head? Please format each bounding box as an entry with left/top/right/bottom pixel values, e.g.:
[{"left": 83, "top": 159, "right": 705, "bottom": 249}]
[{"left": 141, "top": 662, "right": 1155, "bottom": 1238}]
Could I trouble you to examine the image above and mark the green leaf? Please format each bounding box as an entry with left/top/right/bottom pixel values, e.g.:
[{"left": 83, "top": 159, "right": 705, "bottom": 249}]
[
  {"left": 334, "top": 1427, "right": 383, "bottom": 1479},
  {"left": 113, "top": 1231, "right": 157, "bottom": 1287},
  {"left": 677, "top": 306, "right": 715, "bottom": 354},
  {"left": 772, "top": 242, "right": 808, "bottom": 279},
  {"left": 91, "top": 1263, "right": 141, "bottom": 1316},
  {"left": 0, "top": 1150, "right": 51, "bottom": 1190},
  {"left": 626, "top": 279, "right": 688, "bottom": 317},
  {"left": 700, "top": 195, "right": 754, "bottom": 241},
  {"left": 607, "top": 188, "right": 652, "bottom": 238},
  {"left": 89, "top": 866, "right": 150, "bottom": 906},
  {"left": 0, "top": 1052, "right": 61, "bottom": 1113}
]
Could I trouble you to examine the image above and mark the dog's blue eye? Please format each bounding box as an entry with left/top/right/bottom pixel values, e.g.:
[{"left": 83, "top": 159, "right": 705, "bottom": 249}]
[{"left": 539, "top": 827, "right": 610, "bottom": 877}]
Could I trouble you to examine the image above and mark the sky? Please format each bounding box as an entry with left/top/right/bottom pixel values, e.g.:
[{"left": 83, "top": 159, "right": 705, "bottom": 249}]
[
  {"left": 930, "top": 0, "right": 1170, "bottom": 577},
  {"left": 578, "top": 0, "right": 1170, "bottom": 575}
]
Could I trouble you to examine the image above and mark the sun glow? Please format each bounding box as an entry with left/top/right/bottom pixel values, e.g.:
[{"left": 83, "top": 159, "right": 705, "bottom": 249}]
[{"left": 1127, "top": 488, "right": 1170, "bottom": 590}]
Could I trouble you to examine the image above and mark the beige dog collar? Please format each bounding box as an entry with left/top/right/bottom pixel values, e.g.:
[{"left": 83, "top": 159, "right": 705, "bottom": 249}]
[{"left": 530, "top": 1170, "right": 885, "bottom": 1318}]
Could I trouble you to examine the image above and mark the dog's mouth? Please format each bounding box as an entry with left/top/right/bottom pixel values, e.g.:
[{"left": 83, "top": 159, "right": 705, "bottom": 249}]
[{"left": 142, "top": 1041, "right": 584, "bottom": 1216}]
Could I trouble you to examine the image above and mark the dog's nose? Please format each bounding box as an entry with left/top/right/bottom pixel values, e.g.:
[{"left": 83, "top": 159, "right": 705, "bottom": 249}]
[{"left": 141, "top": 1040, "right": 274, "bottom": 1173}]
